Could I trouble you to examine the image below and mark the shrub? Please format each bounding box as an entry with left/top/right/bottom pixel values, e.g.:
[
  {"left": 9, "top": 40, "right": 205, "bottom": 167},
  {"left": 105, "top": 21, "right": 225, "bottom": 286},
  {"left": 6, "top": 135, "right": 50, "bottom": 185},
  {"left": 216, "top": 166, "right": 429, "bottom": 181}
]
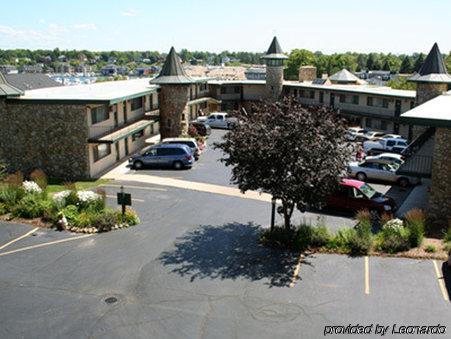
[
  {"left": 77, "top": 190, "right": 102, "bottom": 210},
  {"left": 41, "top": 200, "right": 59, "bottom": 223},
  {"left": 92, "top": 209, "right": 117, "bottom": 232},
  {"left": 12, "top": 194, "right": 47, "bottom": 219},
  {"left": 425, "top": 244, "right": 436, "bottom": 253},
  {"left": 326, "top": 227, "right": 356, "bottom": 251},
  {"left": 117, "top": 207, "right": 140, "bottom": 226},
  {"left": 377, "top": 220, "right": 411, "bottom": 253},
  {"left": 355, "top": 209, "right": 371, "bottom": 224},
  {"left": 0, "top": 185, "right": 25, "bottom": 210},
  {"left": 295, "top": 224, "right": 313, "bottom": 250},
  {"left": 310, "top": 225, "right": 331, "bottom": 248},
  {"left": 22, "top": 181, "right": 43, "bottom": 194},
  {"left": 349, "top": 215, "right": 373, "bottom": 255},
  {"left": 444, "top": 228, "right": 451, "bottom": 243},
  {"left": 4, "top": 171, "right": 23, "bottom": 188},
  {"left": 0, "top": 202, "right": 6, "bottom": 215},
  {"left": 72, "top": 211, "right": 96, "bottom": 228},
  {"left": 30, "top": 169, "right": 48, "bottom": 189},
  {"left": 404, "top": 208, "right": 425, "bottom": 247},
  {"left": 260, "top": 226, "right": 297, "bottom": 249},
  {"left": 0, "top": 161, "right": 6, "bottom": 181},
  {"left": 61, "top": 205, "right": 79, "bottom": 222}
]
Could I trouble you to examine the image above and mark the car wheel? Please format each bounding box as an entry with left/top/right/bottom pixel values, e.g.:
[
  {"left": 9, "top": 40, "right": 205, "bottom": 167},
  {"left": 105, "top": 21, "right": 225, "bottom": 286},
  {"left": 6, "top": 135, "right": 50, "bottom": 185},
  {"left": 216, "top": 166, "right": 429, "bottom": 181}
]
[
  {"left": 398, "top": 177, "right": 409, "bottom": 187},
  {"left": 356, "top": 172, "right": 367, "bottom": 181},
  {"left": 173, "top": 161, "right": 183, "bottom": 170},
  {"left": 134, "top": 160, "right": 143, "bottom": 170}
]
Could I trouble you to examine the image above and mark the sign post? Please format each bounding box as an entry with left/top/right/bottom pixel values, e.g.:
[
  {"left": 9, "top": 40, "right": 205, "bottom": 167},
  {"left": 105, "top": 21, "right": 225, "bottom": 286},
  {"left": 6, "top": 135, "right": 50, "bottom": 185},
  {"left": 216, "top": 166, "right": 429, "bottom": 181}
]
[
  {"left": 117, "top": 185, "right": 132, "bottom": 218},
  {"left": 270, "top": 197, "right": 276, "bottom": 232}
]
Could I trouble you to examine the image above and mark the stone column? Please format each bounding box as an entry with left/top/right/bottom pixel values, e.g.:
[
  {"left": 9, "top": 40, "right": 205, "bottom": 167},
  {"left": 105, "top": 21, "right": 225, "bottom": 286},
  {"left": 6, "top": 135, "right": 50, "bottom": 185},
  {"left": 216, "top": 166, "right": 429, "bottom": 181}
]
[
  {"left": 428, "top": 127, "right": 451, "bottom": 233},
  {"left": 158, "top": 85, "right": 189, "bottom": 139},
  {"left": 266, "top": 66, "right": 284, "bottom": 100}
]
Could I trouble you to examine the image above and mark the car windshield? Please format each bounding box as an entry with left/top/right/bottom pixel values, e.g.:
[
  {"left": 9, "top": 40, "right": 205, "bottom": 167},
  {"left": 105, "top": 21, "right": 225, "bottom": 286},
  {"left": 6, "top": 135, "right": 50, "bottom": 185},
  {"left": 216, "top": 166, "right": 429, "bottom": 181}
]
[{"left": 359, "top": 183, "right": 377, "bottom": 199}]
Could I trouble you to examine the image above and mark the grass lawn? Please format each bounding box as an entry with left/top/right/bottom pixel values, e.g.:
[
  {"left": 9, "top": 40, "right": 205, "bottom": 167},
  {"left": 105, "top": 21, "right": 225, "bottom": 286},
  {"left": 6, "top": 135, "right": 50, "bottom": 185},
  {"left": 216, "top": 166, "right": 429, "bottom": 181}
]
[{"left": 46, "top": 178, "right": 111, "bottom": 193}]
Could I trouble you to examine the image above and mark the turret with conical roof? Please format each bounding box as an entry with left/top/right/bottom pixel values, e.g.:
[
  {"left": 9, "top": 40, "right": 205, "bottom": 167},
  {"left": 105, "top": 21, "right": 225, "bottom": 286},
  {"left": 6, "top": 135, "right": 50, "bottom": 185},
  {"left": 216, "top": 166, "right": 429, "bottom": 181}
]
[
  {"left": 151, "top": 47, "right": 193, "bottom": 138},
  {"left": 262, "top": 37, "right": 287, "bottom": 100},
  {"left": 409, "top": 43, "right": 451, "bottom": 106}
]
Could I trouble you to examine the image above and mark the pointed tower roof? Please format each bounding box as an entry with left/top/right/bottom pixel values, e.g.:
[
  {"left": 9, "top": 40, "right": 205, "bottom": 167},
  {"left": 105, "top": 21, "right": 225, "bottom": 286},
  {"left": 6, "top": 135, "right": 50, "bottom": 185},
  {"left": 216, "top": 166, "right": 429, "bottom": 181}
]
[
  {"left": 261, "top": 36, "right": 288, "bottom": 60},
  {"left": 150, "top": 47, "right": 193, "bottom": 84},
  {"left": 0, "top": 72, "right": 23, "bottom": 97},
  {"left": 329, "top": 69, "right": 360, "bottom": 84},
  {"left": 409, "top": 43, "right": 451, "bottom": 83}
]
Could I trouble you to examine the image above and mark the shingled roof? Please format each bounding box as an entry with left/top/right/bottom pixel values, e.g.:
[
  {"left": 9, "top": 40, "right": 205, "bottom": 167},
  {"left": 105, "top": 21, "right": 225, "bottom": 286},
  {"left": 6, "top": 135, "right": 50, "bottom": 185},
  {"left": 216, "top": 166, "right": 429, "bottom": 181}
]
[
  {"left": 150, "top": 47, "right": 193, "bottom": 84},
  {"left": 261, "top": 36, "right": 288, "bottom": 60},
  {"left": 0, "top": 72, "right": 23, "bottom": 97},
  {"left": 409, "top": 43, "right": 451, "bottom": 83},
  {"left": 329, "top": 69, "right": 360, "bottom": 84},
  {"left": 4, "top": 73, "right": 62, "bottom": 91}
]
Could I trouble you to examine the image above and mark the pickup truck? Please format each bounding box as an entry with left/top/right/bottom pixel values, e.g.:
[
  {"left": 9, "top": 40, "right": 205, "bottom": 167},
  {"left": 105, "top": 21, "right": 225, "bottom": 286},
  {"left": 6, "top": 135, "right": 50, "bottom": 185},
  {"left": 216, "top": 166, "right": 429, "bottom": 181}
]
[{"left": 197, "top": 112, "right": 238, "bottom": 129}]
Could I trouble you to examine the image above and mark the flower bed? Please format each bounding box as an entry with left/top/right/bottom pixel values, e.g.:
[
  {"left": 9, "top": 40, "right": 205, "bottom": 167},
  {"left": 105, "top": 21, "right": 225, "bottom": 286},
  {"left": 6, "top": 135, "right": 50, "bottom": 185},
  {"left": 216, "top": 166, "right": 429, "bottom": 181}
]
[{"left": 0, "top": 170, "right": 140, "bottom": 233}]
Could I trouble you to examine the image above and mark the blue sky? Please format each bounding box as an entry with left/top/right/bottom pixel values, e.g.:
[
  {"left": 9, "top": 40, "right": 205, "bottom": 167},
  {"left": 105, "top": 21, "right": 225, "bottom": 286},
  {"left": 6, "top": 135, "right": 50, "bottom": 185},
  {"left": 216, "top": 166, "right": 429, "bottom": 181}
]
[{"left": 0, "top": 0, "right": 450, "bottom": 54}]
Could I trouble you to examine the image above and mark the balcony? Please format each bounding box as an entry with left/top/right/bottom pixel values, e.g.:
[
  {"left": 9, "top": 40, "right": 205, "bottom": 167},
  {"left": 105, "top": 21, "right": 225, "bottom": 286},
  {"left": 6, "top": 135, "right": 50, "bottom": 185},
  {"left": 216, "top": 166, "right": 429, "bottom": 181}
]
[{"left": 88, "top": 115, "right": 157, "bottom": 144}]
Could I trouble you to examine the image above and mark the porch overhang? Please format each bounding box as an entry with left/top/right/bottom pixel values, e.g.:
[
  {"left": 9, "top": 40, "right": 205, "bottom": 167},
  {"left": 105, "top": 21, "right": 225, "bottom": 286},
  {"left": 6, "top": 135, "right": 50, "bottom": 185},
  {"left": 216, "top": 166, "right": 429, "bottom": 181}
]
[
  {"left": 187, "top": 97, "right": 221, "bottom": 106},
  {"left": 88, "top": 119, "right": 155, "bottom": 144}
]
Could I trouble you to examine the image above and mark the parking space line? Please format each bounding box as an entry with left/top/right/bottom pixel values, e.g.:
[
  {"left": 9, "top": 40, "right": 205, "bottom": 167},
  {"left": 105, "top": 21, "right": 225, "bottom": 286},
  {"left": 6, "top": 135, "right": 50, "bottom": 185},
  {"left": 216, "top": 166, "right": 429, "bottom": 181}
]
[
  {"left": 290, "top": 253, "right": 303, "bottom": 288},
  {"left": 101, "top": 184, "right": 167, "bottom": 192},
  {"left": 105, "top": 195, "right": 145, "bottom": 203},
  {"left": 0, "top": 234, "right": 93, "bottom": 258},
  {"left": 0, "top": 227, "right": 39, "bottom": 251},
  {"left": 432, "top": 260, "right": 449, "bottom": 302},
  {"left": 364, "top": 256, "right": 370, "bottom": 295}
]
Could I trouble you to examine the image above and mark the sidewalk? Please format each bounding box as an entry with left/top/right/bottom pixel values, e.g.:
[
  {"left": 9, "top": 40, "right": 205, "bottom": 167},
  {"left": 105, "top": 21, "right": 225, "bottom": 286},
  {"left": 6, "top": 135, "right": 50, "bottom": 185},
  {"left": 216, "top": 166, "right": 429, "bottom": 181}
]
[{"left": 396, "top": 179, "right": 431, "bottom": 217}]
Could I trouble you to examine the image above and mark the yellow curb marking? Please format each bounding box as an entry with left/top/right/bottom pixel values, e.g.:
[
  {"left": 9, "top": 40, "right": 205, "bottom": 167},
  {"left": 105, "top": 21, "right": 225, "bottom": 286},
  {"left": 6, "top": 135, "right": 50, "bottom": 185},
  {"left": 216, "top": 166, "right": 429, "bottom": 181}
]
[
  {"left": 432, "top": 260, "right": 449, "bottom": 302},
  {"left": 290, "top": 253, "right": 303, "bottom": 288},
  {"left": 101, "top": 184, "right": 167, "bottom": 192},
  {"left": 364, "top": 256, "right": 370, "bottom": 295},
  {"left": 0, "top": 227, "right": 39, "bottom": 251},
  {"left": 0, "top": 234, "right": 93, "bottom": 258},
  {"left": 105, "top": 195, "right": 145, "bottom": 203},
  {"left": 111, "top": 174, "right": 272, "bottom": 203}
]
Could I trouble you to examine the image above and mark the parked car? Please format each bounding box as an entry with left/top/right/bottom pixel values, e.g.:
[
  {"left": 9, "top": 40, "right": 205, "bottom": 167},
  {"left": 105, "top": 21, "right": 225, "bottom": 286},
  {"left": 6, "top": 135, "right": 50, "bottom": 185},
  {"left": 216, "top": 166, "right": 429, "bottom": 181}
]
[
  {"left": 363, "top": 138, "right": 408, "bottom": 152},
  {"left": 364, "top": 131, "right": 386, "bottom": 140},
  {"left": 190, "top": 121, "right": 211, "bottom": 136},
  {"left": 326, "top": 179, "right": 397, "bottom": 214},
  {"left": 345, "top": 127, "right": 368, "bottom": 141},
  {"left": 129, "top": 144, "right": 194, "bottom": 170},
  {"left": 366, "top": 147, "right": 405, "bottom": 156},
  {"left": 365, "top": 153, "right": 405, "bottom": 165},
  {"left": 347, "top": 160, "right": 419, "bottom": 187},
  {"left": 198, "top": 112, "right": 238, "bottom": 129},
  {"left": 161, "top": 137, "right": 201, "bottom": 160},
  {"left": 382, "top": 134, "right": 403, "bottom": 139}
]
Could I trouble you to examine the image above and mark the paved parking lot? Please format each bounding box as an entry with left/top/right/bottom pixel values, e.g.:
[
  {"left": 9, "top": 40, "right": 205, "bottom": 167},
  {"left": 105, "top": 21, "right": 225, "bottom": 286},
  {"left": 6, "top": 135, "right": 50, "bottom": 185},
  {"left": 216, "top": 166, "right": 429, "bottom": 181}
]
[{"left": 0, "top": 130, "right": 449, "bottom": 338}]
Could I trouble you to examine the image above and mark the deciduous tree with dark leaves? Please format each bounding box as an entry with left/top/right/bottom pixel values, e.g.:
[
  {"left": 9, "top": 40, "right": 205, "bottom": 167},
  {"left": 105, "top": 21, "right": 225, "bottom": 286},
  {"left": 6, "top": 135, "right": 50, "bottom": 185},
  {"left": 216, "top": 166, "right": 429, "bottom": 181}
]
[{"left": 216, "top": 97, "right": 352, "bottom": 230}]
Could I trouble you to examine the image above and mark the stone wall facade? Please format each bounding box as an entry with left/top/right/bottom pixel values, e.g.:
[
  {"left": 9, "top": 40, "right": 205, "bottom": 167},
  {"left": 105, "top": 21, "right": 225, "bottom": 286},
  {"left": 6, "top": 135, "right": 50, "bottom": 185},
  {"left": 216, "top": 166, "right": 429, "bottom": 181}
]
[
  {"left": 158, "top": 85, "right": 189, "bottom": 139},
  {"left": 415, "top": 83, "right": 448, "bottom": 105},
  {"left": 299, "top": 66, "right": 317, "bottom": 82},
  {"left": 0, "top": 99, "right": 90, "bottom": 180},
  {"left": 428, "top": 127, "right": 451, "bottom": 232},
  {"left": 265, "top": 66, "right": 284, "bottom": 100}
]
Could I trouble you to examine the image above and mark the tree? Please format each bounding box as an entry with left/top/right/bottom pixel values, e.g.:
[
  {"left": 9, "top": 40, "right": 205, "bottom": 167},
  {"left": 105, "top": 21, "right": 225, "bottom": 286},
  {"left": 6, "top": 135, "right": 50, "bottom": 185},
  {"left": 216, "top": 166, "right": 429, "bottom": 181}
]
[
  {"left": 399, "top": 56, "right": 413, "bottom": 74},
  {"left": 386, "top": 77, "right": 416, "bottom": 90},
  {"left": 215, "top": 97, "right": 352, "bottom": 229},
  {"left": 445, "top": 53, "right": 451, "bottom": 73},
  {"left": 366, "top": 53, "right": 376, "bottom": 70},
  {"left": 284, "top": 49, "right": 315, "bottom": 80},
  {"left": 382, "top": 60, "right": 390, "bottom": 71},
  {"left": 413, "top": 53, "right": 425, "bottom": 72}
]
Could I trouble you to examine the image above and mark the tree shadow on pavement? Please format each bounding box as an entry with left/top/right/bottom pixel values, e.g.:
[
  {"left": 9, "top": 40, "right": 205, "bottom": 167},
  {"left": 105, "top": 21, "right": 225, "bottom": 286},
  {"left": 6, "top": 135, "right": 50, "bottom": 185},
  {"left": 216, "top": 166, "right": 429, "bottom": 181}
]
[
  {"left": 442, "top": 262, "right": 451, "bottom": 303},
  {"left": 159, "top": 222, "right": 312, "bottom": 288}
]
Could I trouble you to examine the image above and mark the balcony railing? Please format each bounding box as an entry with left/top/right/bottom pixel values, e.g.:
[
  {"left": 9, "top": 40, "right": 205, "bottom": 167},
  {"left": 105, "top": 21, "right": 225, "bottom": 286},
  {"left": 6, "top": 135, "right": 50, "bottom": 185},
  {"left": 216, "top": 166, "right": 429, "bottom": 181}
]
[
  {"left": 397, "top": 154, "right": 433, "bottom": 178},
  {"left": 89, "top": 115, "right": 154, "bottom": 139}
]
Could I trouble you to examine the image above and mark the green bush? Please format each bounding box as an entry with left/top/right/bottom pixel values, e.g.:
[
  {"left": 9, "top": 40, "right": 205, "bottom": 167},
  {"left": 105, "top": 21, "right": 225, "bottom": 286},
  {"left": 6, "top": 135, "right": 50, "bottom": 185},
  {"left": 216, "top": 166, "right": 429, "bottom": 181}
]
[
  {"left": 404, "top": 208, "right": 425, "bottom": 247},
  {"left": 92, "top": 209, "right": 117, "bottom": 232},
  {"left": 376, "top": 220, "right": 411, "bottom": 253},
  {"left": 62, "top": 205, "right": 79, "bottom": 222},
  {"left": 310, "top": 225, "right": 331, "bottom": 248},
  {"left": 41, "top": 200, "right": 59, "bottom": 223},
  {"left": 0, "top": 185, "right": 25, "bottom": 210},
  {"left": 117, "top": 208, "right": 140, "bottom": 226},
  {"left": 72, "top": 211, "right": 96, "bottom": 228},
  {"left": 326, "top": 227, "right": 356, "bottom": 251},
  {"left": 424, "top": 244, "right": 436, "bottom": 253},
  {"left": 0, "top": 161, "right": 6, "bottom": 181},
  {"left": 12, "top": 194, "right": 47, "bottom": 219},
  {"left": 444, "top": 228, "right": 451, "bottom": 243},
  {"left": 260, "top": 226, "right": 297, "bottom": 249},
  {"left": 348, "top": 218, "right": 373, "bottom": 255},
  {"left": 295, "top": 224, "right": 313, "bottom": 250},
  {"left": 0, "top": 202, "right": 6, "bottom": 215}
]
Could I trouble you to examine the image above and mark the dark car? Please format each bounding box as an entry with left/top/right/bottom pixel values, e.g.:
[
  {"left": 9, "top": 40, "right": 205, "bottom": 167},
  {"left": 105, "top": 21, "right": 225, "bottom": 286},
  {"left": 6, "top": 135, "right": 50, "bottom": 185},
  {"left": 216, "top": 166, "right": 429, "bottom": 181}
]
[
  {"left": 190, "top": 121, "right": 211, "bottom": 136},
  {"left": 129, "top": 144, "right": 194, "bottom": 170},
  {"left": 326, "top": 179, "right": 397, "bottom": 215}
]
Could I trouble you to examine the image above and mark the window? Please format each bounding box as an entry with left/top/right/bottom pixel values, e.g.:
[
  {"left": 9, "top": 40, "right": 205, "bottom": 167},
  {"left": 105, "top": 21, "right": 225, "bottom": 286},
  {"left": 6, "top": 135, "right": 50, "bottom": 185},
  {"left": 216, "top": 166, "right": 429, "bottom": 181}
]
[
  {"left": 382, "top": 98, "right": 389, "bottom": 108},
  {"left": 319, "top": 92, "right": 324, "bottom": 103},
  {"left": 90, "top": 106, "right": 109, "bottom": 124},
  {"left": 149, "top": 95, "right": 153, "bottom": 109},
  {"left": 131, "top": 97, "right": 143, "bottom": 111},
  {"left": 217, "top": 115, "right": 224, "bottom": 120},
  {"left": 339, "top": 94, "right": 346, "bottom": 103},
  {"left": 144, "top": 149, "right": 157, "bottom": 156},
  {"left": 157, "top": 147, "right": 184, "bottom": 156},
  {"left": 410, "top": 101, "right": 415, "bottom": 109},
  {"left": 220, "top": 87, "right": 227, "bottom": 94},
  {"left": 365, "top": 118, "right": 372, "bottom": 128},
  {"left": 293, "top": 89, "right": 298, "bottom": 97},
  {"left": 299, "top": 90, "right": 305, "bottom": 97},
  {"left": 309, "top": 91, "right": 315, "bottom": 99},
  {"left": 93, "top": 144, "right": 111, "bottom": 162},
  {"left": 380, "top": 120, "right": 387, "bottom": 130},
  {"left": 367, "top": 97, "right": 373, "bottom": 106},
  {"left": 132, "top": 129, "right": 144, "bottom": 141},
  {"left": 352, "top": 95, "right": 359, "bottom": 105},
  {"left": 386, "top": 140, "right": 395, "bottom": 147},
  {"left": 234, "top": 86, "right": 240, "bottom": 94}
]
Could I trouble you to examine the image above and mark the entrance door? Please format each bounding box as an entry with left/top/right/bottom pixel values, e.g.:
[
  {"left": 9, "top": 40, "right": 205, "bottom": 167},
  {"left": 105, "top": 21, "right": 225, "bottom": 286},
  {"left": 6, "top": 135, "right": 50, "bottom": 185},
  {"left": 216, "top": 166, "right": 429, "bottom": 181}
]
[
  {"left": 115, "top": 142, "right": 120, "bottom": 161},
  {"left": 395, "top": 100, "right": 401, "bottom": 117},
  {"left": 330, "top": 93, "right": 335, "bottom": 108},
  {"left": 124, "top": 138, "right": 129, "bottom": 155}
]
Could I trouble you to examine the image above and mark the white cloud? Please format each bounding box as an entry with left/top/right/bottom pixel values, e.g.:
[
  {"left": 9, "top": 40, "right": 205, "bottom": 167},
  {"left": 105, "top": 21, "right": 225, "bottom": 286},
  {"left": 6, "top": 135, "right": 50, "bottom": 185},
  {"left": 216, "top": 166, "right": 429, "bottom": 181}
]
[
  {"left": 38, "top": 18, "right": 46, "bottom": 24},
  {"left": 122, "top": 9, "right": 138, "bottom": 17},
  {"left": 72, "top": 23, "right": 97, "bottom": 30}
]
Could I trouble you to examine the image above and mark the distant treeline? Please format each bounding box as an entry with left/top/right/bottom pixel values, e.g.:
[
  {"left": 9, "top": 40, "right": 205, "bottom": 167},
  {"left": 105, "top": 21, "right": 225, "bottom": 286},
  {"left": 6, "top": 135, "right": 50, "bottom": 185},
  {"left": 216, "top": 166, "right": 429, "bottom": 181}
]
[{"left": 1, "top": 48, "right": 450, "bottom": 77}]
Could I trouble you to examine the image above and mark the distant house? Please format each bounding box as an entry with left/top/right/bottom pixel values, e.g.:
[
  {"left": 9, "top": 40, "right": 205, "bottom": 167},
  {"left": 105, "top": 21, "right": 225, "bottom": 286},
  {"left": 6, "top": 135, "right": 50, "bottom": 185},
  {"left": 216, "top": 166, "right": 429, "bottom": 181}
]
[
  {"left": 0, "top": 65, "right": 18, "bottom": 74},
  {"left": 55, "top": 63, "right": 74, "bottom": 74},
  {"left": 101, "top": 64, "right": 128, "bottom": 76},
  {"left": 244, "top": 67, "right": 266, "bottom": 80},
  {"left": 136, "top": 66, "right": 159, "bottom": 76},
  {"left": 58, "top": 55, "right": 67, "bottom": 62},
  {"left": 19, "top": 64, "right": 44, "bottom": 73}
]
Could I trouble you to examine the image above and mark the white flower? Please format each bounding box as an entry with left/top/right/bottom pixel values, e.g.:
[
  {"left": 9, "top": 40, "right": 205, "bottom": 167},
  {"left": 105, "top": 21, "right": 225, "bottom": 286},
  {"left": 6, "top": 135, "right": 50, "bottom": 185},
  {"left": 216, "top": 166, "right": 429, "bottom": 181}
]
[
  {"left": 77, "top": 190, "right": 100, "bottom": 203},
  {"left": 53, "top": 190, "right": 71, "bottom": 203},
  {"left": 22, "top": 181, "right": 42, "bottom": 194},
  {"left": 383, "top": 218, "right": 404, "bottom": 231}
]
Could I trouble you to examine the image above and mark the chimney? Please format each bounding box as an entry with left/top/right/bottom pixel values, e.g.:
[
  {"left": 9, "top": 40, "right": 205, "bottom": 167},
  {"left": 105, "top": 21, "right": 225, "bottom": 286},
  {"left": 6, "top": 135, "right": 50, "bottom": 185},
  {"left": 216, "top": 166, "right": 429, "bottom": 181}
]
[{"left": 298, "top": 66, "right": 317, "bottom": 82}]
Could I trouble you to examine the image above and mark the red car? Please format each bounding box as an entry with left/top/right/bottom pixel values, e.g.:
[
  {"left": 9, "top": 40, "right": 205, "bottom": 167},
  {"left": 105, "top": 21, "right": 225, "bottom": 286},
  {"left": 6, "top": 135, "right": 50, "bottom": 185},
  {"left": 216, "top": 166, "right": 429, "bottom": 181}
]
[{"left": 326, "top": 179, "right": 397, "bottom": 214}]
